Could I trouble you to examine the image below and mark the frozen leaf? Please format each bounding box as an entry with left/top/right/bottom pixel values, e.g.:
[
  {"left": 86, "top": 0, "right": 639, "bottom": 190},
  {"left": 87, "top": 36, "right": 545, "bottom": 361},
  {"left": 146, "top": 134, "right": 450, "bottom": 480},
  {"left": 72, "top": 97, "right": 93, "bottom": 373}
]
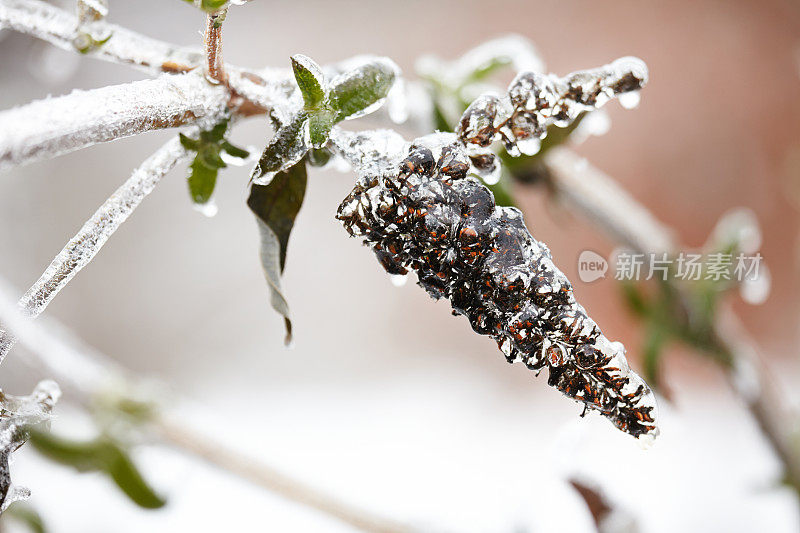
[
  {"left": 247, "top": 161, "right": 308, "bottom": 344},
  {"left": 329, "top": 58, "right": 398, "bottom": 121},
  {"left": 180, "top": 119, "right": 249, "bottom": 207},
  {"left": 250, "top": 114, "right": 310, "bottom": 185},
  {"left": 187, "top": 158, "right": 218, "bottom": 205},
  {"left": 28, "top": 430, "right": 165, "bottom": 509},
  {"left": 328, "top": 128, "right": 407, "bottom": 179},
  {"left": 182, "top": 0, "right": 228, "bottom": 13},
  {"left": 3, "top": 502, "right": 46, "bottom": 533},
  {"left": 291, "top": 54, "right": 326, "bottom": 109},
  {"left": 418, "top": 35, "right": 545, "bottom": 89}
]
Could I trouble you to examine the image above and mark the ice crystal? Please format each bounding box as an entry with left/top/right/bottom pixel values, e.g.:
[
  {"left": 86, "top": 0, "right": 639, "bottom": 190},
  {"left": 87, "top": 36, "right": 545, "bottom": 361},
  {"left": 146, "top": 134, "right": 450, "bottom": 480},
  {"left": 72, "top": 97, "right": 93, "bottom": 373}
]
[
  {"left": 0, "top": 380, "right": 61, "bottom": 513},
  {"left": 337, "top": 133, "right": 658, "bottom": 438}
]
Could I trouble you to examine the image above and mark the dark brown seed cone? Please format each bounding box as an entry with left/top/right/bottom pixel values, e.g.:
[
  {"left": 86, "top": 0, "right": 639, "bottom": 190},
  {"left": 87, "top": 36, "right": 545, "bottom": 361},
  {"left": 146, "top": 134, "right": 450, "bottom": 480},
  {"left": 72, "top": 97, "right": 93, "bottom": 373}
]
[{"left": 336, "top": 135, "right": 658, "bottom": 439}]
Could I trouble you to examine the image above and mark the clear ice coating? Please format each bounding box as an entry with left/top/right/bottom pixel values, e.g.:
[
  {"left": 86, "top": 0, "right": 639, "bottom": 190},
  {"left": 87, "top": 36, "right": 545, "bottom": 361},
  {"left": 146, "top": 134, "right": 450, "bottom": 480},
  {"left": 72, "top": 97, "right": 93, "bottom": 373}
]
[
  {"left": 0, "top": 0, "right": 203, "bottom": 73},
  {"left": 337, "top": 132, "right": 658, "bottom": 439},
  {"left": 0, "top": 379, "right": 61, "bottom": 513},
  {"left": 0, "top": 138, "right": 191, "bottom": 362},
  {"left": 0, "top": 70, "right": 228, "bottom": 171},
  {"left": 456, "top": 56, "right": 649, "bottom": 158}
]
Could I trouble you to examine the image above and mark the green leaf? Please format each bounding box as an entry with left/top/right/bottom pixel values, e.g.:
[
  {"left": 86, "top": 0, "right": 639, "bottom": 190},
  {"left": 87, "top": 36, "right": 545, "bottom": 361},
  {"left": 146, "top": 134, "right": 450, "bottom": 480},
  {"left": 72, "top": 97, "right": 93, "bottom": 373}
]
[
  {"left": 250, "top": 114, "right": 309, "bottom": 182},
  {"left": 247, "top": 161, "right": 308, "bottom": 344},
  {"left": 464, "top": 55, "right": 512, "bottom": 84},
  {"left": 180, "top": 119, "right": 248, "bottom": 206},
  {"left": 642, "top": 323, "right": 667, "bottom": 392},
  {"left": 485, "top": 172, "right": 516, "bottom": 208},
  {"left": 198, "top": 145, "right": 227, "bottom": 169},
  {"left": 329, "top": 59, "right": 397, "bottom": 121},
  {"left": 188, "top": 158, "right": 219, "bottom": 205},
  {"left": 104, "top": 445, "right": 166, "bottom": 509},
  {"left": 308, "top": 109, "right": 336, "bottom": 148},
  {"left": 221, "top": 141, "right": 249, "bottom": 160},
  {"left": 28, "top": 429, "right": 165, "bottom": 509},
  {"left": 620, "top": 281, "right": 650, "bottom": 318},
  {"left": 179, "top": 133, "right": 200, "bottom": 152},
  {"left": 4, "top": 503, "right": 46, "bottom": 533},
  {"left": 291, "top": 55, "right": 326, "bottom": 109},
  {"left": 181, "top": 0, "right": 227, "bottom": 12}
]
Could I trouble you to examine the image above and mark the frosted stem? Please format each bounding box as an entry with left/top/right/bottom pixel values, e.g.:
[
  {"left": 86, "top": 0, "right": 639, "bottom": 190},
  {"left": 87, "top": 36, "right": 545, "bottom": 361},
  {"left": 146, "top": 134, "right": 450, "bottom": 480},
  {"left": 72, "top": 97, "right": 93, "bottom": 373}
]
[
  {"left": 0, "top": 276, "right": 411, "bottom": 532},
  {"left": 0, "top": 138, "right": 191, "bottom": 363},
  {"left": 203, "top": 11, "right": 226, "bottom": 84},
  {"left": 545, "top": 148, "right": 676, "bottom": 254},
  {"left": 0, "top": 0, "right": 202, "bottom": 73},
  {"left": 155, "top": 417, "right": 412, "bottom": 533},
  {"left": 542, "top": 147, "right": 800, "bottom": 492},
  {"left": 0, "top": 72, "right": 227, "bottom": 171}
]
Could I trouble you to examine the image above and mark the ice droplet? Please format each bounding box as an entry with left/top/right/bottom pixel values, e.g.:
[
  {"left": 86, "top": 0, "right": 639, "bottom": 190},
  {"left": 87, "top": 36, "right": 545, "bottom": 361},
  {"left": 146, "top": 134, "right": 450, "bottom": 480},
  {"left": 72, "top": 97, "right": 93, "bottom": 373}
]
[
  {"left": 390, "top": 274, "right": 408, "bottom": 287},
  {"left": 482, "top": 167, "right": 501, "bottom": 185},
  {"left": 740, "top": 264, "right": 771, "bottom": 305},
  {"left": 220, "top": 150, "right": 248, "bottom": 167},
  {"left": 386, "top": 78, "right": 409, "bottom": 124},
  {"left": 711, "top": 207, "right": 762, "bottom": 253},
  {"left": 515, "top": 136, "right": 541, "bottom": 156},
  {"left": 0, "top": 485, "right": 31, "bottom": 512},
  {"left": 193, "top": 200, "right": 218, "bottom": 218},
  {"left": 572, "top": 109, "right": 611, "bottom": 143},
  {"left": 618, "top": 91, "right": 641, "bottom": 109}
]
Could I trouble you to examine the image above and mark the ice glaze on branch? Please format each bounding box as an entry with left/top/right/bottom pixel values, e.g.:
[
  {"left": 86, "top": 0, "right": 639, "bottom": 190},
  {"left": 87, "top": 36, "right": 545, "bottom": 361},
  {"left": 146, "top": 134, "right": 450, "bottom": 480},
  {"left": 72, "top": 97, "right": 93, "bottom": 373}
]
[
  {"left": 0, "top": 0, "right": 203, "bottom": 73},
  {"left": 0, "top": 72, "right": 226, "bottom": 171},
  {"left": 0, "top": 138, "right": 191, "bottom": 362}
]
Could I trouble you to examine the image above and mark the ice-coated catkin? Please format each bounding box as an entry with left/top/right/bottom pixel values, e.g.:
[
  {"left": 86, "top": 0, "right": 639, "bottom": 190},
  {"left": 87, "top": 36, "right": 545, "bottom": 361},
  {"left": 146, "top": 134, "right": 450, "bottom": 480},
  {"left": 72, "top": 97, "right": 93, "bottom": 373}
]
[{"left": 337, "top": 135, "right": 658, "bottom": 438}]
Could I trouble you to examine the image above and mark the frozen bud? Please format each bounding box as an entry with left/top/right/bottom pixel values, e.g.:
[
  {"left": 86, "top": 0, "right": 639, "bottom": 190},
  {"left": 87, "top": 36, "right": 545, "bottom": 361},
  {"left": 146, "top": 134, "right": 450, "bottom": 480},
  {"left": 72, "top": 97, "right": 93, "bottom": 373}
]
[{"left": 458, "top": 94, "right": 501, "bottom": 147}]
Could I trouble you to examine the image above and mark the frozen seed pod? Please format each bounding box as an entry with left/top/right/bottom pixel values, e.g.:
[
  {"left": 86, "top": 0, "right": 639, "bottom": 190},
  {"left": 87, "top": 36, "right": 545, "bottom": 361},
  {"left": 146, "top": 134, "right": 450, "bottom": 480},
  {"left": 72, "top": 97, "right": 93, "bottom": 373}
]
[
  {"left": 337, "top": 133, "right": 658, "bottom": 439},
  {"left": 456, "top": 56, "right": 649, "bottom": 159}
]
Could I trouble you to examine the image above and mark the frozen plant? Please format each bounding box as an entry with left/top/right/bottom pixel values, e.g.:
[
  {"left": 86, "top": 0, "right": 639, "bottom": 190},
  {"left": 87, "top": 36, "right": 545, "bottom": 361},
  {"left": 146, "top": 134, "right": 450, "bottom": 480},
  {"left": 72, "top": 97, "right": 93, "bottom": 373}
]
[{"left": 0, "top": 0, "right": 796, "bottom": 530}]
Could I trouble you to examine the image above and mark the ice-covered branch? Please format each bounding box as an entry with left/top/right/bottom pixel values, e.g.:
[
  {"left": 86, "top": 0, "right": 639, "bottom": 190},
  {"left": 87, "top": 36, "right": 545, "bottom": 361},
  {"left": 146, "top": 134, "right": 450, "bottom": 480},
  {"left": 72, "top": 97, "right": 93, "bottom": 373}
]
[
  {"left": 545, "top": 148, "right": 676, "bottom": 255},
  {"left": 0, "top": 276, "right": 412, "bottom": 533},
  {"left": 0, "top": 72, "right": 226, "bottom": 171},
  {"left": 0, "top": 138, "right": 191, "bottom": 362},
  {"left": 154, "top": 418, "right": 411, "bottom": 533},
  {"left": 0, "top": 379, "right": 60, "bottom": 514},
  {"left": 0, "top": 0, "right": 203, "bottom": 73},
  {"left": 540, "top": 148, "right": 800, "bottom": 491}
]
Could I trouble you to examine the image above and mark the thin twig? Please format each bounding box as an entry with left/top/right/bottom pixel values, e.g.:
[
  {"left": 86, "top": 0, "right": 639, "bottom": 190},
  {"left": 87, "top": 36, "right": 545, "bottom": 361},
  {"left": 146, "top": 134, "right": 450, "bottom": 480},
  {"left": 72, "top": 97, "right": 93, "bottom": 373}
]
[
  {"left": 0, "top": 276, "right": 413, "bottom": 533},
  {"left": 0, "top": 138, "right": 191, "bottom": 362},
  {"left": 203, "top": 11, "right": 226, "bottom": 85},
  {"left": 154, "top": 416, "right": 412, "bottom": 533},
  {"left": 0, "top": 72, "right": 227, "bottom": 171},
  {"left": 0, "top": 0, "right": 202, "bottom": 73},
  {"left": 543, "top": 146, "right": 800, "bottom": 492}
]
